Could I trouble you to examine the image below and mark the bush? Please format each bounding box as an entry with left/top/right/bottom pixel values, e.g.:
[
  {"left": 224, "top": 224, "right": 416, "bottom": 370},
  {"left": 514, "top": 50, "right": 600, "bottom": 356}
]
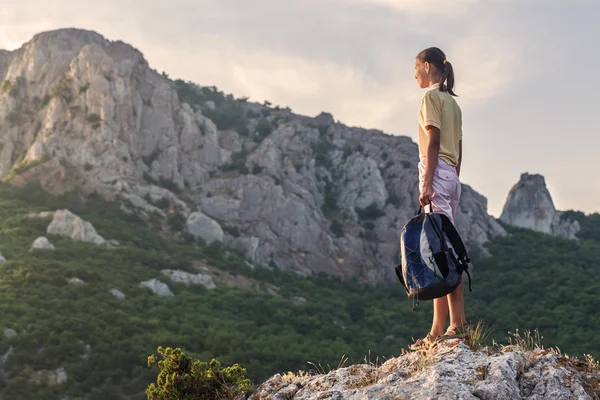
[
  {"left": 86, "top": 114, "right": 101, "bottom": 123},
  {"left": 50, "top": 76, "right": 73, "bottom": 103},
  {"left": 321, "top": 182, "right": 338, "bottom": 218},
  {"left": 146, "top": 347, "right": 252, "bottom": 400},
  {"left": 222, "top": 151, "right": 248, "bottom": 174},
  {"left": 255, "top": 118, "right": 274, "bottom": 139},
  {"left": 355, "top": 202, "right": 385, "bottom": 220},
  {"left": 330, "top": 220, "right": 344, "bottom": 238},
  {"left": 168, "top": 213, "right": 186, "bottom": 231}
]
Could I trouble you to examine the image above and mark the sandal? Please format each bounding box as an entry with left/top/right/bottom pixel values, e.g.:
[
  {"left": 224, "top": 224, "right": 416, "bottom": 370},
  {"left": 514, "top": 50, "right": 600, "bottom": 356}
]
[
  {"left": 409, "top": 333, "right": 440, "bottom": 350},
  {"left": 442, "top": 324, "right": 470, "bottom": 340}
]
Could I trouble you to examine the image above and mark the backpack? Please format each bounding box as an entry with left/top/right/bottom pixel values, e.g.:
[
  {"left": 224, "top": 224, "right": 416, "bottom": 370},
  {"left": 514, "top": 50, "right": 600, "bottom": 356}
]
[{"left": 395, "top": 206, "right": 472, "bottom": 302}]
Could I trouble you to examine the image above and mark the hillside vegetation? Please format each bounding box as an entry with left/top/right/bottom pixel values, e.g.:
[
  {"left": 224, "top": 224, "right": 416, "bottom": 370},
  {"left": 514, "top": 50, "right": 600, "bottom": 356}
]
[{"left": 0, "top": 183, "right": 598, "bottom": 399}]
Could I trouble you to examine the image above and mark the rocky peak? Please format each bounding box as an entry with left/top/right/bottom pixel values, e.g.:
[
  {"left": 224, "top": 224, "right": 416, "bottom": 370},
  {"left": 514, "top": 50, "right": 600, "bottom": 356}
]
[
  {"left": 0, "top": 28, "right": 506, "bottom": 283},
  {"left": 500, "top": 173, "right": 579, "bottom": 239}
]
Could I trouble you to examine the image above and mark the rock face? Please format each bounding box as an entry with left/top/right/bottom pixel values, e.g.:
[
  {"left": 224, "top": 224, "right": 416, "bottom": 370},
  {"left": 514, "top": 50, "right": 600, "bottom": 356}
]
[
  {"left": 0, "top": 253, "right": 5, "bottom": 265},
  {"left": 160, "top": 269, "right": 216, "bottom": 289},
  {"left": 109, "top": 288, "right": 126, "bottom": 300},
  {"left": 500, "top": 173, "right": 580, "bottom": 239},
  {"left": 47, "top": 209, "right": 107, "bottom": 245},
  {"left": 30, "top": 236, "right": 55, "bottom": 251},
  {"left": 0, "top": 28, "right": 506, "bottom": 283},
  {"left": 140, "top": 279, "right": 173, "bottom": 297},
  {"left": 249, "top": 342, "right": 599, "bottom": 400},
  {"left": 186, "top": 212, "right": 224, "bottom": 245}
]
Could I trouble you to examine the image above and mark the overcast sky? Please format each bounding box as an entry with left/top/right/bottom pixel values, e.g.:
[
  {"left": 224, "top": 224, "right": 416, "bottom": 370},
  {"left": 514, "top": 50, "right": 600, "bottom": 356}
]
[{"left": 2, "top": 0, "right": 598, "bottom": 216}]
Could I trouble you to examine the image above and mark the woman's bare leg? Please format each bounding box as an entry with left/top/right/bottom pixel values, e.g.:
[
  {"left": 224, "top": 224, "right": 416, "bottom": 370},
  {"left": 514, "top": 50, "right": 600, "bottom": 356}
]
[
  {"left": 448, "top": 282, "right": 466, "bottom": 328},
  {"left": 431, "top": 296, "right": 449, "bottom": 337}
]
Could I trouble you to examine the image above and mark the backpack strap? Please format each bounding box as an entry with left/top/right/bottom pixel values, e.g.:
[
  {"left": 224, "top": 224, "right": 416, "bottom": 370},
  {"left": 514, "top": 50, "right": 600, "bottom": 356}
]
[
  {"left": 439, "top": 214, "right": 473, "bottom": 292},
  {"left": 438, "top": 214, "right": 470, "bottom": 264}
]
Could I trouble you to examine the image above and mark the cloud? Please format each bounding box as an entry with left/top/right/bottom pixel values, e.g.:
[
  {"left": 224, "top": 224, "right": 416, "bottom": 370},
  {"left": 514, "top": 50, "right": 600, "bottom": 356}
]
[
  {"left": 0, "top": 0, "right": 528, "bottom": 137},
  {"left": 354, "top": 0, "right": 479, "bottom": 15}
]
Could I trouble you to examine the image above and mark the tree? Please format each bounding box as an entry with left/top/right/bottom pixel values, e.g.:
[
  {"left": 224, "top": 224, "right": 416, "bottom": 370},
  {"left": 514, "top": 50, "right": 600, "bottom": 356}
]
[{"left": 146, "top": 347, "right": 252, "bottom": 400}]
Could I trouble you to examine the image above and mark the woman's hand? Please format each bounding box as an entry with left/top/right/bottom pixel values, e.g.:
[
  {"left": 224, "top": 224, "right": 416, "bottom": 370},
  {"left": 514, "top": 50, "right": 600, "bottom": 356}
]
[{"left": 419, "top": 184, "right": 434, "bottom": 208}]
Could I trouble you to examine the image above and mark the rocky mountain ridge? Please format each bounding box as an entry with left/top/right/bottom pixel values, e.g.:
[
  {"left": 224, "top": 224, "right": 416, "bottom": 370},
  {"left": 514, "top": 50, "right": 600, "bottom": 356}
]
[{"left": 0, "top": 28, "right": 507, "bottom": 283}]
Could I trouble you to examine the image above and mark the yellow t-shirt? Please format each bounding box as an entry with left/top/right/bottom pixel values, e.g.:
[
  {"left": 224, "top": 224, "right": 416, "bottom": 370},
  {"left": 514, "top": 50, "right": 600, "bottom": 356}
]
[{"left": 418, "top": 83, "right": 462, "bottom": 167}]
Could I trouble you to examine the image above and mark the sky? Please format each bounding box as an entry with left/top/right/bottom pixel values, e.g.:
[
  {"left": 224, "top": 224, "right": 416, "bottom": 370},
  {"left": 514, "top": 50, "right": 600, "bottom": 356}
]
[{"left": 1, "top": 0, "right": 599, "bottom": 217}]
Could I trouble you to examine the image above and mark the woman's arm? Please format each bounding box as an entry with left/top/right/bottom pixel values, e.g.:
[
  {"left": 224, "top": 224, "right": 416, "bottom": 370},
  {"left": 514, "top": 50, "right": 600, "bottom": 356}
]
[
  {"left": 456, "top": 140, "right": 462, "bottom": 177},
  {"left": 419, "top": 126, "right": 440, "bottom": 207}
]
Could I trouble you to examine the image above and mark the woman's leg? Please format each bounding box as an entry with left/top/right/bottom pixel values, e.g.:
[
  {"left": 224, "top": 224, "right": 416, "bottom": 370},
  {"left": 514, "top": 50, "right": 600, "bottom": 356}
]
[
  {"left": 431, "top": 297, "right": 449, "bottom": 337},
  {"left": 447, "top": 283, "right": 466, "bottom": 328},
  {"left": 447, "top": 176, "right": 466, "bottom": 329}
]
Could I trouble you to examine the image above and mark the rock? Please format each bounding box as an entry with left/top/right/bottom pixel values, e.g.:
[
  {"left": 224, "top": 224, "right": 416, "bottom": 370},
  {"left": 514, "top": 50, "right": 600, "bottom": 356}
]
[
  {"left": 290, "top": 296, "right": 308, "bottom": 305},
  {"left": 186, "top": 211, "right": 224, "bottom": 244},
  {"left": 455, "top": 185, "right": 507, "bottom": 251},
  {"left": 2, "top": 346, "right": 14, "bottom": 364},
  {"left": 337, "top": 154, "right": 388, "bottom": 211},
  {"left": 67, "top": 277, "right": 84, "bottom": 285},
  {"left": 47, "top": 209, "right": 106, "bottom": 245},
  {"left": 109, "top": 288, "right": 126, "bottom": 300},
  {"left": 140, "top": 279, "right": 173, "bottom": 297},
  {"left": 249, "top": 342, "right": 596, "bottom": 400},
  {"left": 160, "top": 269, "right": 216, "bottom": 289},
  {"left": 30, "top": 236, "right": 55, "bottom": 251},
  {"left": 313, "top": 111, "right": 335, "bottom": 126},
  {"left": 0, "top": 252, "right": 5, "bottom": 265},
  {"left": 500, "top": 173, "right": 580, "bottom": 239},
  {"left": 4, "top": 329, "right": 17, "bottom": 339},
  {"left": 229, "top": 236, "right": 260, "bottom": 262}
]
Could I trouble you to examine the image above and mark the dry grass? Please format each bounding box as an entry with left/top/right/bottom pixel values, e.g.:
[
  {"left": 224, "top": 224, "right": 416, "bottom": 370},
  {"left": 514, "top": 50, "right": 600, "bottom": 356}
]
[
  {"left": 306, "top": 354, "right": 349, "bottom": 376},
  {"left": 505, "top": 328, "right": 544, "bottom": 352},
  {"left": 347, "top": 364, "right": 381, "bottom": 389},
  {"left": 466, "top": 319, "right": 495, "bottom": 351}
]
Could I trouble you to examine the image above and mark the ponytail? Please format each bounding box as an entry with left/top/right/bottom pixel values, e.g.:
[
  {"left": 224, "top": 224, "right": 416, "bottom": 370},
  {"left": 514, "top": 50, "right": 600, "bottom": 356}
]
[
  {"left": 442, "top": 60, "right": 456, "bottom": 96},
  {"left": 417, "top": 47, "right": 457, "bottom": 97}
]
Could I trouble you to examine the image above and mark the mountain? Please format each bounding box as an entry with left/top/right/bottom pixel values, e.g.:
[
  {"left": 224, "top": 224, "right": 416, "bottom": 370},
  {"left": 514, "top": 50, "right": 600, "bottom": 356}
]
[
  {"left": 500, "top": 173, "right": 580, "bottom": 239},
  {"left": 0, "top": 28, "right": 504, "bottom": 284}
]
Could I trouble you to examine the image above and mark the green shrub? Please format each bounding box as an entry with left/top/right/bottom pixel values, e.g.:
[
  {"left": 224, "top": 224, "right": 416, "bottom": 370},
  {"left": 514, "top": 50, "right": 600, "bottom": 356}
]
[
  {"left": 330, "top": 220, "right": 344, "bottom": 237},
  {"left": 255, "top": 118, "right": 274, "bottom": 139},
  {"left": 168, "top": 213, "right": 186, "bottom": 231},
  {"left": 321, "top": 182, "right": 338, "bottom": 218},
  {"left": 222, "top": 151, "right": 248, "bottom": 174},
  {"left": 86, "top": 114, "right": 101, "bottom": 123},
  {"left": 50, "top": 76, "right": 73, "bottom": 103},
  {"left": 153, "top": 197, "right": 171, "bottom": 210},
  {"left": 146, "top": 347, "right": 252, "bottom": 400},
  {"left": 355, "top": 202, "right": 385, "bottom": 220}
]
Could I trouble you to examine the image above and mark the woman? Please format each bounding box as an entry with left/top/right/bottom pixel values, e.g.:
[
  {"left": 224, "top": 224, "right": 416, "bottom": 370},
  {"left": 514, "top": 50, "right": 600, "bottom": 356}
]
[{"left": 410, "top": 47, "right": 467, "bottom": 350}]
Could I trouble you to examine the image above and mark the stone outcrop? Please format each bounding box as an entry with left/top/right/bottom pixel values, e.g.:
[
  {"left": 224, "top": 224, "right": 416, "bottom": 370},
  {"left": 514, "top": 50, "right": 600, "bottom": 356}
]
[
  {"left": 249, "top": 341, "right": 599, "bottom": 400},
  {"left": 140, "top": 279, "right": 173, "bottom": 297},
  {"left": 46, "top": 209, "right": 107, "bottom": 245},
  {"left": 186, "top": 211, "right": 224, "bottom": 245},
  {"left": 160, "top": 269, "right": 216, "bottom": 289},
  {"left": 501, "top": 173, "right": 580, "bottom": 239},
  {"left": 109, "top": 288, "right": 126, "bottom": 300},
  {"left": 30, "top": 236, "right": 55, "bottom": 251}
]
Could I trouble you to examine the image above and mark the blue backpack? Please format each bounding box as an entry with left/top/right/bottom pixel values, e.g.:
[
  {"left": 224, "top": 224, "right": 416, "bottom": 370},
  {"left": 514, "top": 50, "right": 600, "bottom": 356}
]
[{"left": 395, "top": 207, "right": 472, "bottom": 302}]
